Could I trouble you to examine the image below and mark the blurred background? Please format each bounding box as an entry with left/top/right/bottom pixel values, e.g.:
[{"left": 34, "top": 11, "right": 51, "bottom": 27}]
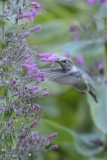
[{"left": 28, "top": 0, "right": 105, "bottom": 159}]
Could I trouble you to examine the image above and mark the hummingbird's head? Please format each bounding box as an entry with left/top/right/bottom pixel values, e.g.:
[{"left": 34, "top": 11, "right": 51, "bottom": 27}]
[{"left": 56, "top": 57, "right": 73, "bottom": 71}]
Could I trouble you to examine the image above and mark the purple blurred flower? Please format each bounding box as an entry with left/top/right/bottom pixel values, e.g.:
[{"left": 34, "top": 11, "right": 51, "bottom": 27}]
[
  {"left": 28, "top": 85, "right": 38, "bottom": 91},
  {"left": 86, "top": 0, "right": 96, "bottom": 4},
  {"left": 43, "top": 92, "right": 49, "bottom": 96},
  {"left": 23, "top": 63, "right": 38, "bottom": 75},
  {"left": 75, "top": 55, "right": 84, "bottom": 65},
  {"left": 11, "top": 79, "right": 17, "bottom": 84},
  {"left": 31, "top": 25, "right": 41, "bottom": 32},
  {"left": 49, "top": 144, "right": 58, "bottom": 150},
  {"left": 21, "top": 39, "right": 27, "bottom": 44},
  {"left": 22, "top": 31, "right": 30, "bottom": 38},
  {"left": 31, "top": 72, "right": 45, "bottom": 82},
  {"left": 31, "top": 2, "right": 41, "bottom": 8},
  {"left": 98, "top": 62, "right": 104, "bottom": 73},
  {"left": 19, "top": 9, "right": 39, "bottom": 23},
  {"left": 31, "top": 104, "right": 40, "bottom": 111},
  {"left": 46, "top": 132, "right": 58, "bottom": 142},
  {"left": 30, "top": 131, "right": 38, "bottom": 138},
  {"left": 87, "top": 0, "right": 107, "bottom": 4},
  {"left": 104, "top": 77, "right": 107, "bottom": 83},
  {"left": 30, "top": 120, "right": 38, "bottom": 128},
  {"left": 100, "top": 0, "right": 107, "bottom": 3}
]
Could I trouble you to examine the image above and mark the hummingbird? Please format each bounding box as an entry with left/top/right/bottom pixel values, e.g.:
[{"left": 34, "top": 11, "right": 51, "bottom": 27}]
[{"left": 43, "top": 57, "right": 98, "bottom": 103}]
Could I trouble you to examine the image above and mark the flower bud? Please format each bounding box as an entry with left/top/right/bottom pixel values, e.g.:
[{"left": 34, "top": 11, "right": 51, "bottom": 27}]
[
  {"left": 49, "top": 145, "right": 58, "bottom": 150},
  {"left": 30, "top": 120, "right": 38, "bottom": 128}
]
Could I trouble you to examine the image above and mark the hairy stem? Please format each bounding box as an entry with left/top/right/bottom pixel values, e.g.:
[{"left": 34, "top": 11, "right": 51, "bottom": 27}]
[{"left": 104, "top": 18, "right": 107, "bottom": 76}]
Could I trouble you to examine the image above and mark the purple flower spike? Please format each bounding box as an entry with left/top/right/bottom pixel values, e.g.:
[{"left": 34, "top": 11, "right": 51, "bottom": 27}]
[
  {"left": 31, "top": 25, "right": 41, "bottom": 32},
  {"left": 31, "top": 2, "right": 41, "bottom": 8},
  {"left": 75, "top": 55, "right": 84, "bottom": 65},
  {"left": 19, "top": 9, "right": 39, "bottom": 23},
  {"left": 46, "top": 132, "right": 58, "bottom": 142},
  {"left": 30, "top": 120, "right": 38, "bottom": 128},
  {"left": 86, "top": 0, "right": 96, "bottom": 4},
  {"left": 49, "top": 145, "right": 58, "bottom": 150}
]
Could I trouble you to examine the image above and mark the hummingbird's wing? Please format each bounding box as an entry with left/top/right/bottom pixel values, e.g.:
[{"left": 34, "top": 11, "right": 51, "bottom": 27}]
[{"left": 43, "top": 68, "right": 88, "bottom": 93}]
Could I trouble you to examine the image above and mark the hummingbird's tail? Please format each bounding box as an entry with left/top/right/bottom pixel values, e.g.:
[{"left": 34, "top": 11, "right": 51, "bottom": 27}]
[{"left": 89, "top": 90, "right": 98, "bottom": 103}]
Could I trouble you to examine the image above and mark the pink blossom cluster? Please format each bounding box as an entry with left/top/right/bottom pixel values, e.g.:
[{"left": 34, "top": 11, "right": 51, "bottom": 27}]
[
  {"left": 19, "top": 1, "right": 41, "bottom": 23},
  {"left": 23, "top": 53, "right": 45, "bottom": 82}
]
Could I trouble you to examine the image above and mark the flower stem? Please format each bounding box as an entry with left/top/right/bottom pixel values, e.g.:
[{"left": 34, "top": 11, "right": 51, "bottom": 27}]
[
  {"left": 104, "top": 17, "right": 107, "bottom": 76},
  {"left": 1, "top": 1, "right": 5, "bottom": 49}
]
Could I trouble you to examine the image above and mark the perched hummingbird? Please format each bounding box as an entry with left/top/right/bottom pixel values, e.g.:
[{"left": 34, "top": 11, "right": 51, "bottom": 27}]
[{"left": 43, "top": 57, "right": 98, "bottom": 103}]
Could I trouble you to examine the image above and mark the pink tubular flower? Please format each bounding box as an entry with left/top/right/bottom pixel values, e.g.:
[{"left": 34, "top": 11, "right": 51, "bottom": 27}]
[
  {"left": 30, "top": 120, "right": 38, "bottom": 128},
  {"left": 19, "top": 9, "right": 39, "bottom": 23},
  {"left": 31, "top": 2, "right": 41, "bottom": 8},
  {"left": 75, "top": 55, "right": 84, "bottom": 65},
  {"left": 46, "top": 132, "right": 58, "bottom": 142},
  {"left": 31, "top": 104, "right": 40, "bottom": 110},
  {"left": 31, "top": 72, "right": 45, "bottom": 82},
  {"left": 49, "top": 145, "right": 58, "bottom": 150},
  {"left": 28, "top": 85, "right": 38, "bottom": 91},
  {"left": 31, "top": 25, "right": 41, "bottom": 32},
  {"left": 22, "top": 31, "right": 30, "bottom": 38},
  {"left": 86, "top": 0, "right": 96, "bottom": 4},
  {"left": 37, "top": 53, "right": 59, "bottom": 67},
  {"left": 23, "top": 63, "right": 38, "bottom": 75}
]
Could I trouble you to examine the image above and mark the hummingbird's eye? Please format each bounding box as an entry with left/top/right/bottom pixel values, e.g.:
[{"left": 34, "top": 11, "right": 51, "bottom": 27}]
[{"left": 62, "top": 60, "right": 67, "bottom": 63}]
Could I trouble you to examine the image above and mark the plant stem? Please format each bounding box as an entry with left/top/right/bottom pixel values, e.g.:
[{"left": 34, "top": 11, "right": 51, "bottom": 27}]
[
  {"left": 1, "top": 1, "right": 5, "bottom": 49},
  {"left": 104, "top": 17, "right": 107, "bottom": 76}
]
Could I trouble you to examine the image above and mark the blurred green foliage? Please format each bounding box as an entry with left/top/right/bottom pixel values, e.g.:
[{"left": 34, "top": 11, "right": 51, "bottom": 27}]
[{"left": 28, "top": 0, "right": 107, "bottom": 160}]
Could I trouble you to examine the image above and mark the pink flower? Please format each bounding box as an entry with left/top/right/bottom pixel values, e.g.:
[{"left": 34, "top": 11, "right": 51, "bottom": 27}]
[
  {"left": 31, "top": 104, "right": 40, "bottom": 110},
  {"left": 19, "top": 9, "right": 39, "bottom": 23},
  {"left": 86, "top": 0, "right": 96, "bottom": 4},
  {"left": 23, "top": 63, "right": 38, "bottom": 75},
  {"left": 75, "top": 55, "right": 84, "bottom": 65},
  {"left": 28, "top": 85, "right": 38, "bottom": 91},
  {"left": 49, "top": 145, "right": 58, "bottom": 150},
  {"left": 22, "top": 31, "right": 30, "bottom": 38},
  {"left": 31, "top": 25, "right": 41, "bottom": 32},
  {"left": 46, "top": 132, "right": 58, "bottom": 142},
  {"left": 86, "top": 0, "right": 107, "bottom": 4},
  {"left": 11, "top": 79, "right": 17, "bottom": 84},
  {"left": 21, "top": 39, "right": 27, "bottom": 44},
  {"left": 31, "top": 2, "right": 41, "bottom": 8},
  {"left": 37, "top": 53, "right": 59, "bottom": 67},
  {"left": 31, "top": 72, "right": 45, "bottom": 82},
  {"left": 100, "top": 0, "right": 107, "bottom": 3},
  {"left": 30, "top": 120, "right": 38, "bottom": 128}
]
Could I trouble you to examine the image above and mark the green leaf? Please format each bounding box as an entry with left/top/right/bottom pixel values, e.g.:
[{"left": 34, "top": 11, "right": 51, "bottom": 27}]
[
  {"left": 74, "top": 133, "right": 104, "bottom": 156},
  {"left": 63, "top": 40, "right": 103, "bottom": 56},
  {"left": 37, "top": 119, "right": 75, "bottom": 145},
  {"left": 87, "top": 84, "right": 107, "bottom": 133}
]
